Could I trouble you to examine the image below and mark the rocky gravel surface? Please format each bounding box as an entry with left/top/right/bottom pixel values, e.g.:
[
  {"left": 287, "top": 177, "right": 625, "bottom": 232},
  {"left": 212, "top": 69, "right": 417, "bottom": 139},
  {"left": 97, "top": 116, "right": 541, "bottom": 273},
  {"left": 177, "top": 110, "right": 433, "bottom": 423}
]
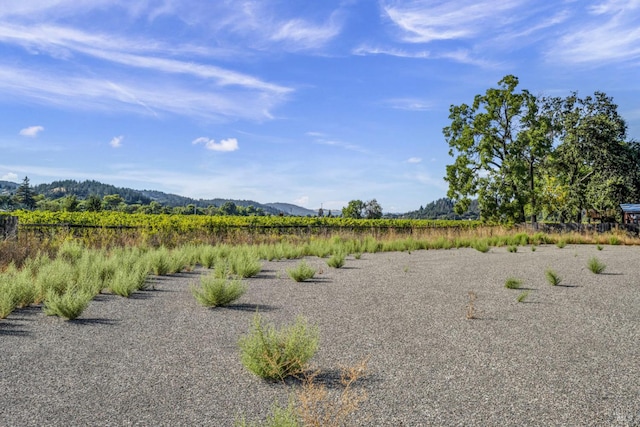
[{"left": 2, "top": 244, "right": 640, "bottom": 426}]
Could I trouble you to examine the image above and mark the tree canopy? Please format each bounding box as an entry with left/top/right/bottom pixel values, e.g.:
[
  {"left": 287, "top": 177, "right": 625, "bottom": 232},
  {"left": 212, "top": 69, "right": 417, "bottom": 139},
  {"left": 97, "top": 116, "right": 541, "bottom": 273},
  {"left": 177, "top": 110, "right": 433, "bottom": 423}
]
[{"left": 444, "top": 75, "right": 638, "bottom": 223}]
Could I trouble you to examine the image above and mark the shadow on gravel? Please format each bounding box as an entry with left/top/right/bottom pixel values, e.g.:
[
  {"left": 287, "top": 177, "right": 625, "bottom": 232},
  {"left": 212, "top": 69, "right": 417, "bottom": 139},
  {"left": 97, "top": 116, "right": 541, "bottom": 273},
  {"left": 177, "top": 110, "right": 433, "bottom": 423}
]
[
  {"left": 281, "top": 369, "right": 382, "bottom": 390},
  {"left": 0, "top": 322, "right": 30, "bottom": 336},
  {"left": 223, "top": 303, "right": 277, "bottom": 312},
  {"left": 69, "top": 318, "right": 120, "bottom": 326},
  {"left": 300, "top": 278, "right": 332, "bottom": 284}
]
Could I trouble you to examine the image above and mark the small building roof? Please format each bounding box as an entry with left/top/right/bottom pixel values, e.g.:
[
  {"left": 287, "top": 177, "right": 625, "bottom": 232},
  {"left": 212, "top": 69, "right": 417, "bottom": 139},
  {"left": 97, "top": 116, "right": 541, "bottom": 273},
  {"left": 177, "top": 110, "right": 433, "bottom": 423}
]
[{"left": 620, "top": 203, "right": 640, "bottom": 213}]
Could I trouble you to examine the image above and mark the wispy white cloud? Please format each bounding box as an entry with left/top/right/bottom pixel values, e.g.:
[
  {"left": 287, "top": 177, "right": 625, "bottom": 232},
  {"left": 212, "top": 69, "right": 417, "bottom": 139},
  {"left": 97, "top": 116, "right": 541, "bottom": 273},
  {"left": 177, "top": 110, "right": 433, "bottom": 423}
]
[
  {"left": 0, "top": 23, "right": 292, "bottom": 94},
  {"left": 193, "top": 137, "right": 239, "bottom": 152},
  {"left": 352, "top": 45, "right": 430, "bottom": 58},
  {"left": 547, "top": 0, "right": 640, "bottom": 65},
  {"left": 384, "top": 98, "right": 433, "bottom": 111},
  {"left": 110, "top": 135, "right": 124, "bottom": 148},
  {"left": 314, "top": 139, "right": 368, "bottom": 154},
  {"left": 0, "top": 66, "right": 285, "bottom": 121},
  {"left": 407, "top": 157, "right": 422, "bottom": 163},
  {"left": 270, "top": 15, "right": 342, "bottom": 51},
  {"left": 19, "top": 126, "right": 44, "bottom": 137},
  {"left": 382, "top": 0, "right": 526, "bottom": 43}
]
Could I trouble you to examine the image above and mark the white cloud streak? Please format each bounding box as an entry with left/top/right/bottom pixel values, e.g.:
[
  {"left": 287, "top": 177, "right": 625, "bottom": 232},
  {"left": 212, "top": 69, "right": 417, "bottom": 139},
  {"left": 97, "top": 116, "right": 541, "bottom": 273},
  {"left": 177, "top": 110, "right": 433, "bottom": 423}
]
[
  {"left": 547, "top": 0, "right": 640, "bottom": 65},
  {"left": 0, "top": 65, "right": 284, "bottom": 121},
  {"left": 193, "top": 137, "right": 239, "bottom": 152},
  {"left": 382, "top": 0, "right": 526, "bottom": 43},
  {"left": 269, "top": 15, "right": 342, "bottom": 51},
  {"left": 19, "top": 126, "right": 44, "bottom": 137},
  {"left": 384, "top": 98, "right": 433, "bottom": 111}
]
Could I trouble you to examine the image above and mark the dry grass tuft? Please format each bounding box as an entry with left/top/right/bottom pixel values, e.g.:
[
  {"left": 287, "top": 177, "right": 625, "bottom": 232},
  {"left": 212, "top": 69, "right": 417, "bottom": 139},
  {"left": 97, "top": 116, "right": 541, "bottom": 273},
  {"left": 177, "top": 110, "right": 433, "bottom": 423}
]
[{"left": 296, "top": 357, "right": 369, "bottom": 427}]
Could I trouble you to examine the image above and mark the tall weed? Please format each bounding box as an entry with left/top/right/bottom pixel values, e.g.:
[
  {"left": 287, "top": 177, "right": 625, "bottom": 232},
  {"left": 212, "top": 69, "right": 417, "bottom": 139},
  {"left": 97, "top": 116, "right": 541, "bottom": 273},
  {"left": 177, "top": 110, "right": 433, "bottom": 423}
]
[{"left": 238, "top": 314, "right": 319, "bottom": 381}]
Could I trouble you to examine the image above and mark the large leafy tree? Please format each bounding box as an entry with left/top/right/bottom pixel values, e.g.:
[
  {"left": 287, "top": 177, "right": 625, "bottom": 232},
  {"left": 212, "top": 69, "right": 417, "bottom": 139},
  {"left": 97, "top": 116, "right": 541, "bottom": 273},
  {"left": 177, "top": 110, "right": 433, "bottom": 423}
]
[
  {"left": 364, "top": 199, "right": 383, "bottom": 219},
  {"left": 342, "top": 200, "right": 365, "bottom": 219},
  {"left": 342, "top": 199, "right": 383, "bottom": 219},
  {"left": 444, "top": 75, "right": 551, "bottom": 223},
  {"left": 541, "top": 92, "right": 636, "bottom": 221}
]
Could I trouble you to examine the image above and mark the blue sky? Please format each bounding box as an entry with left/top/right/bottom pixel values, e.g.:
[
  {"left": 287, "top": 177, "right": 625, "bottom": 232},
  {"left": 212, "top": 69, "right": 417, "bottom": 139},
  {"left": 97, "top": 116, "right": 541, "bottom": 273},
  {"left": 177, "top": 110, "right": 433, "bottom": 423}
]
[{"left": 1, "top": 0, "right": 639, "bottom": 213}]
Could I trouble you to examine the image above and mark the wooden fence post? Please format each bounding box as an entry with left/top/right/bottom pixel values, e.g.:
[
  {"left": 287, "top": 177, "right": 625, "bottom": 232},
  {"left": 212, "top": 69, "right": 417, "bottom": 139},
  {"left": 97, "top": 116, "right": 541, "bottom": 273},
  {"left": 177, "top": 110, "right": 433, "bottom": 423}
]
[{"left": 0, "top": 215, "right": 18, "bottom": 240}]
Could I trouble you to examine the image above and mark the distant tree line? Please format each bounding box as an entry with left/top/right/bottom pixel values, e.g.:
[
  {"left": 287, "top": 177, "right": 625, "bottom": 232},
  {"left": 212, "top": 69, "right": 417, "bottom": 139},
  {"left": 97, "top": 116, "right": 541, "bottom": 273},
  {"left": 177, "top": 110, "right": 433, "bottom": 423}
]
[
  {"left": 444, "top": 75, "right": 640, "bottom": 224},
  {"left": 0, "top": 177, "right": 267, "bottom": 216}
]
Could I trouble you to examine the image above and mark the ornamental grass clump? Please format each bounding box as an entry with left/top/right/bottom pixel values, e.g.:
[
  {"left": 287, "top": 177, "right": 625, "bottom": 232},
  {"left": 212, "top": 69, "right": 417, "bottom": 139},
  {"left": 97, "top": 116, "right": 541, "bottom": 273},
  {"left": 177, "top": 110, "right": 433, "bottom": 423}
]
[
  {"left": 108, "top": 263, "right": 149, "bottom": 297},
  {"left": 504, "top": 277, "right": 522, "bottom": 289},
  {"left": 545, "top": 269, "right": 562, "bottom": 286},
  {"left": 43, "top": 287, "right": 94, "bottom": 320},
  {"left": 326, "top": 252, "right": 346, "bottom": 269},
  {"left": 192, "top": 275, "right": 246, "bottom": 307},
  {"left": 229, "top": 249, "right": 262, "bottom": 278},
  {"left": 587, "top": 257, "right": 606, "bottom": 274},
  {"left": 473, "top": 240, "right": 490, "bottom": 253},
  {"left": 517, "top": 291, "right": 530, "bottom": 303},
  {"left": 147, "top": 247, "right": 172, "bottom": 276},
  {"left": 238, "top": 314, "right": 319, "bottom": 381},
  {"left": 287, "top": 260, "right": 316, "bottom": 282},
  {"left": 0, "top": 267, "right": 35, "bottom": 318}
]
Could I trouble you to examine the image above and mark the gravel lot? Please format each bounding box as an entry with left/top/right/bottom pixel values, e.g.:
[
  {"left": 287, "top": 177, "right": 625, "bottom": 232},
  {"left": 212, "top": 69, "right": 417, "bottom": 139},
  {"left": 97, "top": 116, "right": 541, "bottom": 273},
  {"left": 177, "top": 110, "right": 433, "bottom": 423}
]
[{"left": 2, "top": 244, "right": 640, "bottom": 426}]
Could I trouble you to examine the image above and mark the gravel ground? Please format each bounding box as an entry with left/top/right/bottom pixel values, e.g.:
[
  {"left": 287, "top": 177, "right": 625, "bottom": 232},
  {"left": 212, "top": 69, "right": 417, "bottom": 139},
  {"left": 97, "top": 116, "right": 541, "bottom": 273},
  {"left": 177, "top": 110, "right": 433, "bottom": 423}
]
[{"left": 1, "top": 244, "right": 640, "bottom": 426}]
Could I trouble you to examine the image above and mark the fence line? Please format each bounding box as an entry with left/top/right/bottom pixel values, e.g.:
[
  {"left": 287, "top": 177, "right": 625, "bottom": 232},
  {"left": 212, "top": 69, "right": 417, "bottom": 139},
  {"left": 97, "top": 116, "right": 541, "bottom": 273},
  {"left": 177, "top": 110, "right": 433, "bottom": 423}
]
[{"left": 519, "top": 222, "right": 640, "bottom": 235}]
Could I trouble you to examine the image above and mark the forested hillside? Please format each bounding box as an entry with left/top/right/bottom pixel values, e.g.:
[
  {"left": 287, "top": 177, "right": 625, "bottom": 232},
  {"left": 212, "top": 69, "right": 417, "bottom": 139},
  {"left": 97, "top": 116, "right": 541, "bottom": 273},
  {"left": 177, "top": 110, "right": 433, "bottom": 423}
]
[
  {"left": 403, "top": 198, "right": 480, "bottom": 220},
  {"left": 34, "top": 180, "right": 152, "bottom": 204},
  {"left": 31, "top": 179, "right": 282, "bottom": 214}
]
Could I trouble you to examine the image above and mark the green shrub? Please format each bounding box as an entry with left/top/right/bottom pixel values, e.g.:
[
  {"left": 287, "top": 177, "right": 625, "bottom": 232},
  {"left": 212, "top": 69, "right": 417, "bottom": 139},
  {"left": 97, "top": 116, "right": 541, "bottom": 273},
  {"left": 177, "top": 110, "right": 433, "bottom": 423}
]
[
  {"left": 504, "top": 277, "right": 522, "bottom": 289},
  {"left": 587, "top": 257, "right": 606, "bottom": 274},
  {"left": 608, "top": 235, "right": 621, "bottom": 245},
  {"left": 43, "top": 287, "right": 94, "bottom": 320},
  {"left": 287, "top": 261, "right": 316, "bottom": 282},
  {"left": 192, "top": 275, "right": 246, "bottom": 307},
  {"left": 326, "top": 252, "right": 345, "bottom": 268},
  {"left": 230, "top": 250, "right": 262, "bottom": 278},
  {"left": 108, "top": 266, "right": 145, "bottom": 297},
  {"left": 556, "top": 240, "right": 567, "bottom": 249},
  {"left": 212, "top": 259, "right": 232, "bottom": 279},
  {"left": 200, "top": 246, "right": 219, "bottom": 269},
  {"left": 0, "top": 267, "right": 36, "bottom": 318},
  {"left": 238, "top": 314, "right": 319, "bottom": 381},
  {"left": 545, "top": 269, "right": 562, "bottom": 286},
  {"left": 35, "top": 258, "right": 75, "bottom": 302},
  {"left": 147, "top": 247, "right": 172, "bottom": 276},
  {"left": 473, "top": 240, "right": 490, "bottom": 253},
  {"left": 507, "top": 245, "right": 518, "bottom": 253},
  {"left": 0, "top": 280, "right": 17, "bottom": 319},
  {"left": 596, "top": 244, "right": 603, "bottom": 251},
  {"left": 517, "top": 291, "right": 529, "bottom": 303},
  {"left": 57, "top": 240, "right": 85, "bottom": 264}
]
